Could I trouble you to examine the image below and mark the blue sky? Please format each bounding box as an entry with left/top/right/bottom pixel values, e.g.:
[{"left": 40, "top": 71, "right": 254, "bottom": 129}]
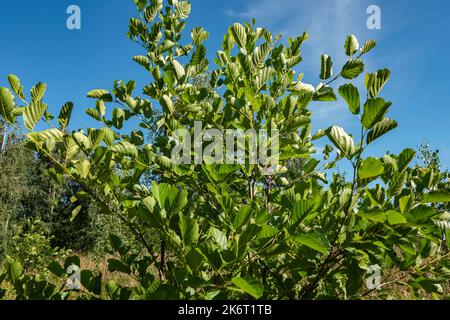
[{"left": 0, "top": 0, "right": 449, "bottom": 169}]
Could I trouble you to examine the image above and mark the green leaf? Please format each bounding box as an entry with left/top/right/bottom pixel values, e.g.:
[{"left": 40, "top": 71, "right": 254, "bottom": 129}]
[
  {"left": 109, "top": 234, "right": 123, "bottom": 253},
  {"left": 96, "top": 100, "right": 106, "bottom": 116},
  {"left": 186, "top": 247, "right": 205, "bottom": 271},
  {"left": 399, "top": 194, "right": 414, "bottom": 214},
  {"left": 47, "top": 261, "right": 65, "bottom": 277},
  {"left": 28, "top": 128, "right": 64, "bottom": 143},
  {"left": 360, "top": 40, "right": 376, "bottom": 54},
  {"left": 73, "top": 131, "right": 91, "bottom": 150},
  {"left": 30, "top": 82, "right": 47, "bottom": 102},
  {"left": 44, "top": 111, "right": 54, "bottom": 121},
  {"left": 156, "top": 155, "right": 173, "bottom": 170},
  {"left": 386, "top": 210, "right": 407, "bottom": 225},
  {"left": 210, "top": 228, "right": 228, "bottom": 250},
  {"left": 365, "top": 69, "right": 391, "bottom": 99},
  {"left": 398, "top": 148, "right": 415, "bottom": 172},
  {"left": 86, "top": 108, "right": 101, "bottom": 121},
  {"left": 0, "top": 87, "right": 16, "bottom": 124},
  {"left": 398, "top": 240, "right": 416, "bottom": 256},
  {"left": 326, "top": 125, "right": 355, "bottom": 158},
  {"left": 160, "top": 95, "right": 174, "bottom": 114},
  {"left": 133, "top": 55, "right": 151, "bottom": 70},
  {"left": 64, "top": 256, "right": 81, "bottom": 270},
  {"left": 229, "top": 23, "right": 247, "bottom": 50},
  {"left": 73, "top": 159, "right": 90, "bottom": 179},
  {"left": 366, "top": 118, "right": 398, "bottom": 144},
  {"left": 12, "top": 107, "right": 25, "bottom": 117},
  {"left": 130, "top": 130, "right": 144, "bottom": 146},
  {"left": 234, "top": 206, "right": 252, "bottom": 230},
  {"left": 190, "top": 45, "right": 207, "bottom": 66},
  {"left": 295, "top": 233, "right": 330, "bottom": 254},
  {"left": 110, "top": 141, "right": 138, "bottom": 158},
  {"left": 112, "top": 108, "right": 125, "bottom": 129},
  {"left": 87, "top": 89, "right": 113, "bottom": 102},
  {"left": 70, "top": 205, "right": 82, "bottom": 222},
  {"left": 80, "top": 270, "right": 102, "bottom": 295},
  {"left": 8, "top": 74, "right": 25, "bottom": 100},
  {"left": 23, "top": 101, "right": 47, "bottom": 130},
  {"left": 357, "top": 209, "right": 386, "bottom": 223},
  {"left": 144, "top": 0, "right": 162, "bottom": 23},
  {"left": 171, "top": 189, "right": 188, "bottom": 215},
  {"left": 344, "top": 35, "right": 359, "bottom": 56},
  {"left": 191, "top": 27, "right": 209, "bottom": 46},
  {"left": 409, "top": 205, "right": 436, "bottom": 224},
  {"left": 231, "top": 276, "right": 263, "bottom": 299},
  {"left": 252, "top": 42, "right": 271, "bottom": 68},
  {"left": 257, "top": 225, "right": 278, "bottom": 241},
  {"left": 388, "top": 171, "right": 407, "bottom": 197},
  {"left": 320, "top": 54, "right": 333, "bottom": 80},
  {"left": 255, "top": 67, "right": 275, "bottom": 92},
  {"left": 303, "top": 158, "right": 320, "bottom": 174},
  {"left": 312, "top": 129, "right": 326, "bottom": 140},
  {"left": 422, "top": 190, "right": 450, "bottom": 203},
  {"left": 179, "top": 214, "right": 199, "bottom": 245},
  {"left": 291, "top": 199, "right": 312, "bottom": 227},
  {"left": 338, "top": 83, "right": 360, "bottom": 114},
  {"left": 58, "top": 102, "right": 74, "bottom": 128},
  {"left": 88, "top": 129, "right": 105, "bottom": 149},
  {"left": 134, "top": 0, "right": 147, "bottom": 11},
  {"left": 154, "top": 184, "right": 188, "bottom": 218},
  {"left": 216, "top": 51, "right": 228, "bottom": 67},
  {"left": 341, "top": 59, "right": 364, "bottom": 79},
  {"left": 359, "top": 157, "right": 384, "bottom": 180},
  {"left": 313, "top": 85, "right": 336, "bottom": 101},
  {"left": 171, "top": 60, "right": 186, "bottom": 81},
  {"left": 174, "top": 1, "right": 191, "bottom": 19},
  {"left": 107, "top": 259, "right": 130, "bottom": 274},
  {"left": 414, "top": 278, "right": 443, "bottom": 294},
  {"left": 8, "top": 261, "right": 23, "bottom": 282},
  {"left": 361, "top": 98, "right": 391, "bottom": 129},
  {"left": 102, "top": 127, "right": 117, "bottom": 146}
]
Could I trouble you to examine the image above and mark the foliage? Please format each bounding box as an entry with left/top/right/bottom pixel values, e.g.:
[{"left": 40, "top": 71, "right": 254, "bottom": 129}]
[
  {"left": 0, "top": 123, "right": 51, "bottom": 259},
  {"left": 1, "top": 0, "right": 450, "bottom": 300},
  {"left": 6, "top": 219, "right": 68, "bottom": 274},
  {"left": 0, "top": 122, "right": 106, "bottom": 257}
]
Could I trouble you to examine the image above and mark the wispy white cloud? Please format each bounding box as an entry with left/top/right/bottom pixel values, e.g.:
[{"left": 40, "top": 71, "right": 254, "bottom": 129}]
[
  {"left": 225, "top": 1, "right": 306, "bottom": 25},
  {"left": 225, "top": 0, "right": 375, "bottom": 127},
  {"left": 312, "top": 102, "right": 354, "bottom": 129},
  {"left": 225, "top": 0, "right": 370, "bottom": 61}
]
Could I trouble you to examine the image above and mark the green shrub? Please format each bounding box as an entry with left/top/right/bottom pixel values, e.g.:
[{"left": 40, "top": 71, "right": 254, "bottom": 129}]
[
  {"left": 7, "top": 219, "right": 68, "bottom": 275},
  {"left": 1, "top": 0, "right": 450, "bottom": 300}
]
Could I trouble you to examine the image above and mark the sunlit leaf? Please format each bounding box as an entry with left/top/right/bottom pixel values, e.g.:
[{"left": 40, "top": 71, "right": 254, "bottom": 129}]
[
  {"left": 341, "top": 59, "right": 364, "bottom": 79},
  {"left": 23, "top": 101, "right": 47, "bottom": 130},
  {"left": 230, "top": 276, "right": 263, "bottom": 299},
  {"left": 361, "top": 98, "right": 391, "bottom": 129},
  {"left": 326, "top": 125, "right": 356, "bottom": 158},
  {"left": 366, "top": 118, "right": 398, "bottom": 144},
  {"left": 295, "top": 233, "right": 330, "bottom": 254},
  {"left": 338, "top": 83, "right": 360, "bottom": 114},
  {"left": 344, "top": 35, "right": 359, "bottom": 56}
]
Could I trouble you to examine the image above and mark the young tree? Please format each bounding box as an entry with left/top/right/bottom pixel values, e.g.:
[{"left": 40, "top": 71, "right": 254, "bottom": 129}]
[{"left": 1, "top": 0, "right": 450, "bottom": 300}]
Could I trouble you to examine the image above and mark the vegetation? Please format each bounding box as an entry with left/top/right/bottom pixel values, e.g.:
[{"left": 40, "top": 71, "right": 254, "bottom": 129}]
[{"left": 0, "top": 0, "right": 449, "bottom": 300}]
